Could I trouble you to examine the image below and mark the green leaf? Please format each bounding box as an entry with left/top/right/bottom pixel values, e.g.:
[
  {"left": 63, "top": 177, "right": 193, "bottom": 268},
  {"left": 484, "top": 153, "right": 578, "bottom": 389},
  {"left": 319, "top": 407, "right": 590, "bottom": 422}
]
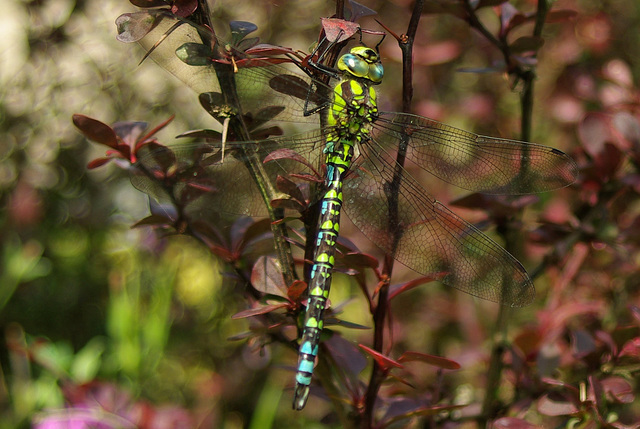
[{"left": 70, "top": 338, "right": 105, "bottom": 383}]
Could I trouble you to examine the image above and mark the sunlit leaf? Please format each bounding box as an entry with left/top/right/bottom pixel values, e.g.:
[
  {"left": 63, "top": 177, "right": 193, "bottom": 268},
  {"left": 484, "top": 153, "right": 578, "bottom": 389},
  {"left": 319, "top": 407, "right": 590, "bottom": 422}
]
[
  {"left": 287, "top": 280, "right": 307, "bottom": 302},
  {"left": 176, "top": 42, "right": 214, "bottom": 66},
  {"left": 115, "top": 12, "right": 158, "bottom": 43},
  {"left": 359, "top": 344, "right": 403, "bottom": 371},
  {"left": 321, "top": 18, "right": 360, "bottom": 43},
  {"left": 73, "top": 114, "right": 118, "bottom": 148},
  {"left": 251, "top": 256, "right": 288, "bottom": 297}
]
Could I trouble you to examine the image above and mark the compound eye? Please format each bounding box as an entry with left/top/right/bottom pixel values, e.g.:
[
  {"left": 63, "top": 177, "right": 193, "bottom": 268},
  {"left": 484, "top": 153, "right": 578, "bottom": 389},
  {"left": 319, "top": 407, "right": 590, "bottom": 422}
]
[
  {"left": 340, "top": 53, "right": 370, "bottom": 78},
  {"left": 368, "top": 63, "right": 384, "bottom": 83}
]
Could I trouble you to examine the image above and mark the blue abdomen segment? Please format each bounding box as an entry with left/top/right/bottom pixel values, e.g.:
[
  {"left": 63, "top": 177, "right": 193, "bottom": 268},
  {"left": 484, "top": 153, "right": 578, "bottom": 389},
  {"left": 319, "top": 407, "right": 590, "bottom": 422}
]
[{"left": 293, "top": 140, "right": 353, "bottom": 410}]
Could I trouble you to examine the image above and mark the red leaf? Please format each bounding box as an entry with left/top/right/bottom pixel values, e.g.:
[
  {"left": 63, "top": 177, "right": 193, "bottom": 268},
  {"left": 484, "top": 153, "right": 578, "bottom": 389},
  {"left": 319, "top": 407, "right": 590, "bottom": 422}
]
[
  {"left": 541, "top": 377, "right": 580, "bottom": 394},
  {"left": 513, "top": 328, "right": 543, "bottom": 356},
  {"left": 171, "top": 0, "right": 198, "bottom": 18},
  {"left": 578, "top": 113, "right": 613, "bottom": 157},
  {"left": 264, "top": 148, "right": 318, "bottom": 174},
  {"left": 342, "top": 252, "right": 379, "bottom": 270},
  {"left": 131, "top": 214, "right": 174, "bottom": 228},
  {"left": 545, "top": 9, "right": 578, "bottom": 23},
  {"left": 251, "top": 256, "right": 287, "bottom": 297},
  {"left": 320, "top": 18, "right": 360, "bottom": 43},
  {"left": 359, "top": 345, "right": 403, "bottom": 371},
  {"left": 492, "top": 417, "right": 537, "bottom": 429},
  {"left": 537, "top": 393, "right": 580, "bottom": 416},
  {"left": 233, "top": 218, "right": 272, "bottom": 253},
  {"left": 287, "top": 280, "right": 307, "bottom": 302},
  {"left": 129, "top": 0, "right": 167, "bottom": 8},
  {"left": 600, "top": 376, "right": 635, "bottom": 404},
  {"left": 509, "top": 36, "right": 544, "bottom": 54},
  {"left": 397, "top": 351, "right": 461, "bottom": 370},
  {"left": 232, "top": 304, "right": 288, "bottom": 319},
  {"left": 388, "top": 273, "right": 446, "bottom": 300},
  {"left": 86, "top": 157, "right": 114, "bottom": 169},
  {"left": 619, "top": 337, "right": 640, "bottom": 359},
  {"left": 72, "top": 114, "right": 118, "bottom": 148},
  {"left": 270, "top": 198, "right": 306, "bottom": 212},
  {"left": 381, "top": 404, "right": 466, "bottom": 426},
  {"left": 276, "top": 175, "right": 306, "bottom": 205},
  {"left": 136, "top": 115, "right": 174, "bottom": 152}
]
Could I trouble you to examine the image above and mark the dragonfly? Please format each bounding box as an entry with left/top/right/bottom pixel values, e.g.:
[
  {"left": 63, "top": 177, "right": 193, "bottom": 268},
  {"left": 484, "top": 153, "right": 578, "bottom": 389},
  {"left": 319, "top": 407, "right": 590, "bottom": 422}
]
[{"left": 117, "top": 11, "right": 578, "bottom": 410}]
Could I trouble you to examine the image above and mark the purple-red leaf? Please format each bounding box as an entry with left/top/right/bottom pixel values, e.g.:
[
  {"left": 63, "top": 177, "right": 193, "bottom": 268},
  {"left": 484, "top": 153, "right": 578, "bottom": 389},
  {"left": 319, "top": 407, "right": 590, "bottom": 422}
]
[
  {"left": 324, "top": 335, "right": 368, "bottom": 379},
  {"left": 631, "top": 306, "right": 640, "bottom": 324},
  {"left": 264, "top": 148, "right": 317, "bottom": 172},
  {"left": 600, "top": 376, "right": 635, "bottom": 404},
  {"left": 492, "top": 417, "right": 537, "bottom": 429},
  {"left": 171, "top": 0, "right": 198, "bottom": 18},
  {"left": 321, "top": 18, "right": 360, "bottom": 43},
  {"left": 251, "top": 256, "right": 287, "bottom": 297},
  {"left": 73, "top": 114, "right": 118, "bottom": 148},
  {"left": 129, "top": 0, "right": 168, "bottom": 8},
  {"left": 397, "top": 351, "right": 461, "bottom": 370},
  {"left": 131, "top": 214, "right": 174, "bottom": 228},
  {"left": 509, "top": 36, "right": 545, "bottom": 54},
  {"left": 619, "top": 337, "right": 640, "bottom": 359},
  {"left": 341, "top": 252, "right": 379, "bottom": 270},
  {"left": 381, "top": 402, "right": 466, "bottom": 426},
  {"left": 545, "top": 9, "right": 578, "bottom": 23},
  {"left": 276, "top": 175, "right": 306, "bottom": 205},
  {"left": 231, "top": 304, "right": 289, "bottom": 319},
  {"left": 287, "top": 280, "right": 307, "bottom": 302},
  {"left": 86, "top": 157, "right": 114, "bottom": 169},
  {"left": 270, "top": 198, "right": 306, "bottom": 212},
  {"left": 388, "top": 274, "right": 446, "bottom": 301},
  {"left": 359, "top": 345, "right": 403, "bottom": 371},
  {"left": 537, "top": 392, "right": 580, "bottom": 416}
]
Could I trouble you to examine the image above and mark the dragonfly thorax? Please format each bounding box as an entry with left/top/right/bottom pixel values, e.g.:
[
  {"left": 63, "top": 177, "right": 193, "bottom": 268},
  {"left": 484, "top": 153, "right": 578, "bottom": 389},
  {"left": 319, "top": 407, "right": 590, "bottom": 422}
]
[{"left": 337, "top": 46, "right": 384, "bottom": 84}]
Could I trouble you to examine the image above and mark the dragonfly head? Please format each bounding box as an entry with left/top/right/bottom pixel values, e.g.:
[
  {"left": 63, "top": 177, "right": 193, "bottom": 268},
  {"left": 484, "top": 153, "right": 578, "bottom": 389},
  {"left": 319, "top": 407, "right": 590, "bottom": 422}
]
[{"left": 338, "top": 46, "right": 384, "bottom": 84}]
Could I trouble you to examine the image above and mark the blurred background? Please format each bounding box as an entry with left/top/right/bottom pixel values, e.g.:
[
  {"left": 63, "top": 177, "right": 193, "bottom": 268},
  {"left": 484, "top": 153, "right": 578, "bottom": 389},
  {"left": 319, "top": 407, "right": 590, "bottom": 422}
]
[{"left": 1, "top": 0, "right": 639, "bottom": 427}]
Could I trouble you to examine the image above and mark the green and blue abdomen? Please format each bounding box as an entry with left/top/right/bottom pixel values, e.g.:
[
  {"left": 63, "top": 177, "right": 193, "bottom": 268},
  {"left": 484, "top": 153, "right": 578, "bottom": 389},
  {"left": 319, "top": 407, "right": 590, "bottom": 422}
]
[{"left": 294, "top": 67, "right": 380, "bottom": 405}]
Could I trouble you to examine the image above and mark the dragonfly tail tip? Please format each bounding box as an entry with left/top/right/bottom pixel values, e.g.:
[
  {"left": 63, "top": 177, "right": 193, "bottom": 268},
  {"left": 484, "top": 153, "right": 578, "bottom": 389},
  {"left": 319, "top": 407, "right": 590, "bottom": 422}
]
[{"left": 293, "top": 384, "right": 310, "bottom": 410}]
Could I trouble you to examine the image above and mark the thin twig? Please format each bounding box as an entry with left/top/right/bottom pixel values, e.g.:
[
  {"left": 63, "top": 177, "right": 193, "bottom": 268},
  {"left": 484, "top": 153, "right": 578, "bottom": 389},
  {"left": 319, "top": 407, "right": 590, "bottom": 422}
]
[{"left": 361, "top": 1, "right": 424, "bottom": 427}]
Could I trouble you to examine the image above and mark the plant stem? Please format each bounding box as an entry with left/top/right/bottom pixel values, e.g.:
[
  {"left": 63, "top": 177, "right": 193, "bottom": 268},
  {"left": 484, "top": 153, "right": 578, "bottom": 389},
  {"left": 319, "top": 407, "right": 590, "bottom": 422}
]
[
  {"left": 192, "top": 2, "right": 298, "bottom": 286},
  {"left": 361, "top": 1, "right": 423, "bottom": 426}
]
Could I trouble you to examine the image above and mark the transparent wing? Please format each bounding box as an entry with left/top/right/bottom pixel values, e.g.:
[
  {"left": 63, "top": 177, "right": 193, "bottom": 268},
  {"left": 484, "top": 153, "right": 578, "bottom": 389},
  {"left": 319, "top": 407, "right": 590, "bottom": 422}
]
[
  {"left": 130, "top": 130, "right": 326, "bottom": 222},
  {"left": 131, "top": 11, "right": 336, "bottom": 124},
  {"left": 342, "top": 143, "right": 535, "bottom": 307},
  {"left": 374, "top": 112, "right": 578, "bottom": 194}
]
